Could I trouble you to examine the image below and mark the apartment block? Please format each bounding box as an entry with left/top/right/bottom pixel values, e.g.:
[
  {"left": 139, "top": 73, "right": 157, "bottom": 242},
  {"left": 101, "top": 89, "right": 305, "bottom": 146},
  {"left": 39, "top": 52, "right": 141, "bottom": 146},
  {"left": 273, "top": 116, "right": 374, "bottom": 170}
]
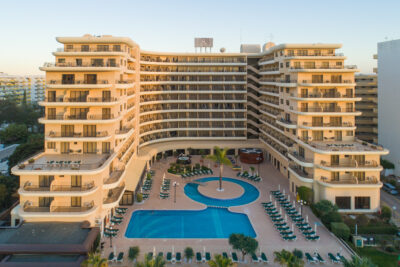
[
  {"left": 355, "top": 74, "right": 378, "bottom": 144},
  {"left": 11, "top": 35, "right": 388, "bottom": 228},
  {"left": 378, "top": 39, "right": 400, "bottom": 175},
  {"left": 0, "top": 73, "right": 45, "bottom": 103}
]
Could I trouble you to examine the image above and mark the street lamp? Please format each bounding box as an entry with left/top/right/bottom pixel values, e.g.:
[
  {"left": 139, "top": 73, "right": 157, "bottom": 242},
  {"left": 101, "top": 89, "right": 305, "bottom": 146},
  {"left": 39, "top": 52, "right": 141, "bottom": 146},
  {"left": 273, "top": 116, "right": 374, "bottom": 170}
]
[
  {"left": 393, "top": 206, "right": 397, "bottom": 219},
  {"left": 298, "top": 199, "right": 307, "bottom": 217},
  {"left": 173, "top": 182, "right": 179, "bottom": 203},
  {"left": 256, "top": 157, "right": 261, "bottom": 175}
]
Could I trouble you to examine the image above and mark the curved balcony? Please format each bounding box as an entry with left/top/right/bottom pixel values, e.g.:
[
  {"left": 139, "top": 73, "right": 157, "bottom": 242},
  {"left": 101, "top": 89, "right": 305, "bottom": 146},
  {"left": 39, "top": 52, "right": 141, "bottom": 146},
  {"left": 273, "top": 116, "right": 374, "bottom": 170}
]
[
  {"left": 40, "top": 97, "right": 120, "bottom": 107},
  {"left": 103, "top": 169, "right": 125, "bottom": 189},
  {"left": 288, "top": 151, "right": 314, "bottom": 167},
  {"left": 19, "top": 182, "right": 98, "bottom": 196},
  {"left": 40, "top": 62, "right": 123, "bottom": 72},
  {"left": 46, "top": 79, "right": 111, "bottom": 89},
  {"left": 299, "top": 122, "right": 356, "bottom": 130},
  {"left": 140, "top": 135, "right": 246, "bottom": 148},
  {"left": 276, "top": 118, "right": 297, "bottom": 129},
  {"left": 46, "top": 131, "right": 110, "bottom": 141},
  {"left": 317, "top": 176, "right": 382, "bottom": 188},
  {"left": 39, "top": 114, "right": 121, "bottom": 124},
  {"left": 288, "top": 164, "right": 313, "bottom": 183},
  {"left": 289, "top": 107, "right": 362, "bottom": 116},
  {"left": 115, "top": 127, "right": 134, "bottom": 139},
  {"left": 316, "top": 160, "right": 382, "bottom": 171},
  {"left": 103, "top": 184, "right": 126, "bottom": 209},
  {"left": 20, "top": 201, "right": 97, "bottom": 218}
]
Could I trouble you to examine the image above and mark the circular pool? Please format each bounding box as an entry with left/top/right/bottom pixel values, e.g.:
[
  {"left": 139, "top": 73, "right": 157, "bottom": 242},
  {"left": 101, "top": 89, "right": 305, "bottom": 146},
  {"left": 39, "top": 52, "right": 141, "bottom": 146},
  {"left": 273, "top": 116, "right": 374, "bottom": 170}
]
[{"left": 184, "top": 177, "right": 259, "bottom": 207}]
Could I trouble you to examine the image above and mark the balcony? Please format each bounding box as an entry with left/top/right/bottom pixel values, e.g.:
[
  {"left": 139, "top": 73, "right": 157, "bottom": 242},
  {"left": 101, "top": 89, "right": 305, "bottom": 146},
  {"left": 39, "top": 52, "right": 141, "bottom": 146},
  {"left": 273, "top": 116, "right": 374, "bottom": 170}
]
[
  {"left": 276, "top": 117, "right": 297, "bottom": 129},
  {"left": 103, "top": 184, "right": 125, "bottom": 207},
  {"left": 41, "top": 114, "right": 118, "bottom": 122},
  {"left": 290, "top": 107, "right": 361, "bottom": 116},
  {"left": 320, "top": 175, "right": 379, "bottom": 185},
  {"left": 284, "top": 52, "right": 344, "bottom": 58},
  {"left": 317, "top": 160, "right": 382, "bottom": 171},
  {"left": 288, "top": 164, "right": 313, "bottom": 183},
  {"left": 48, "top": 79, "right": 109, "bottom": 85},
  {"left": 56, "top": 47, "right": 127, "bottom": 53},
  {"left": 290, "top": 92, "right": 358, "bottom": 100},
  {"left": 300, "top": 122, "right": 354, "bottom": 129},
  {"left": 21, "top": 182, "right": 97, "bottom": 196},
  {"left": 298, "top": 79, "right": 354, "bottom": 85},
  {"left": 43, "top": 62, "right": 121, "bottom": 68},
  {"left": 22, "top": 200, "right": 95, "bottom": 213},
  {"left": 288, "top": 151, "right": 314, "bottom": 167},
  {"left": 47, "top": 131, "right": 109, "bottom": 139}
]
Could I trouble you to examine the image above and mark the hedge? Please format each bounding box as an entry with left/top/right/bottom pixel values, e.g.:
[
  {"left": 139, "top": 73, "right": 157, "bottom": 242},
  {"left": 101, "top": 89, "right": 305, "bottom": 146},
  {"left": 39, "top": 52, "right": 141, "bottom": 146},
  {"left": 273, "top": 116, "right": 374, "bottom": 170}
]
[
  {"left": 350, "top": 225, "right": 398, "bottom": 235},
  {"left": 331, "top": 222, "right": 350, "bottom": 240}
]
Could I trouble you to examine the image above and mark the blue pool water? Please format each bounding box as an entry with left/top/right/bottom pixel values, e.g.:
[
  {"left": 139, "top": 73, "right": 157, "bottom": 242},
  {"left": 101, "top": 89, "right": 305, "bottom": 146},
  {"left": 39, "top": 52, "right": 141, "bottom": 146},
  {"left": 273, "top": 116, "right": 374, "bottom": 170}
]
[
  {"left": 125, "top": 207, "right": 256, "bottom": 238},
  {"left": 184, "top": 177, "right": 259, "bottom": 207}
]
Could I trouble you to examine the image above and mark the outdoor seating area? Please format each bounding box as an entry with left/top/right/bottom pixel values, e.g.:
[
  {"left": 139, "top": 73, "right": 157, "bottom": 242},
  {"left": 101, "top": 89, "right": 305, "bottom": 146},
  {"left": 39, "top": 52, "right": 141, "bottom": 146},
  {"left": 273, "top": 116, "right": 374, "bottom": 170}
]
[
  {"left": 140, "top": 179, "right": 153, "bottom": 201},
  {"left": 181, "top": 168, "right": 213, "bottom": 178},
  {"left": 104, "top": 207, "right": 128, "bottom": 241},
  {"left": 160, "top": 177, "right": 170, "bottom": 199},
  {"left": 237, "top": 171, "right": 261, "bottom": 182}
]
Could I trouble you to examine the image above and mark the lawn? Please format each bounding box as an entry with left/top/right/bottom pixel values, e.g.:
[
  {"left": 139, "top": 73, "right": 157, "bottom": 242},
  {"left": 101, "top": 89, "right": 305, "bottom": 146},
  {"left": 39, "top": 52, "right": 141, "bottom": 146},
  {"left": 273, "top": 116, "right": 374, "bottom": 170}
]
[{"left": 355, "top": 247, "right": 397, "bottom": 267}]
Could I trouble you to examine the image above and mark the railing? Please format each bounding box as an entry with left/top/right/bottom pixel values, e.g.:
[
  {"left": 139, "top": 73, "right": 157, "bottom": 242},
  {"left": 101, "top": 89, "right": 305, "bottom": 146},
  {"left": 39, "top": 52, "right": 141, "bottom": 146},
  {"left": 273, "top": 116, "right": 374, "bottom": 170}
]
[
  {"left": 285, "top": 53, "right": 343, "bottom": 57},
  {"left": 44, "top": 114, "right": 117, "bottom": 120},
  {"left": 301, "top": 122, "right": 353, "bottom": 127},
  {"left": 288, "top": 151, "right": 313, "bottom": 163},
  {"left": 57, "top": 47, "right": 126, "bottom": 53},
  {"left": 104, "top": 169, "right": 125, "bottom": 184},
  {"left": 140, "top": 57, "right": 246, "bottom": 63},
  {"left": 299, "top": 79, "right": 354, "bottom": 84},
  {"left": 298, "top": 107, "right": 356, "bottom": 113},
  {"left": 319, "top": 160, "right": 378, "bottom": 168},
  {"left": 103, "top": 184, "right": 125, "bottom": 204},
  {"left": 48, "top": 80, "right": 109, "bottom": 85},
  {"left": 50, "top": 201, "right": 95, "bottom": 212},
  {"left": 43, "top": 62, "right": 121, "bottom": 68},
  {"left": 289, "top": 163, "right": 313, "bottom": 178},
  {"left": 320, "top": 176, "right": 378, "bottom": 184},
  {"left": 47, "top": 131, "right": 109, "bottom": 138},
  {"left": 115, "top": 127, "right": 133, "bottom": 135}
]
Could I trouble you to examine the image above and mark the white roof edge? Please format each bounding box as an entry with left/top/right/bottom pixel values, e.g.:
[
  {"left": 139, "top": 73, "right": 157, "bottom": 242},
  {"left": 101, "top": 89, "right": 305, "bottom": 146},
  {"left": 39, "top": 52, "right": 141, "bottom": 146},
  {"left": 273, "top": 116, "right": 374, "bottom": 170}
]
[
  {"left": 140, "top": 50, "right": 246, "bottom": 57},
  {"left": 56, "top": 36, "right": 138, "bottom": 48}
]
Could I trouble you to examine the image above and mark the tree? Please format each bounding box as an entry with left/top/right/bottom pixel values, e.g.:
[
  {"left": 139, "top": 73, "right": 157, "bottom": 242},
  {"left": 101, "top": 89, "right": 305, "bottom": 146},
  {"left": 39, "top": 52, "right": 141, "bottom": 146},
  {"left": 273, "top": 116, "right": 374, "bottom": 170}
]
[
  {"left": 0, "top": 124, "right": 29, "bottom": 144},
  {"left": 274, "top": 249, "right": 304, "bottom": 267},
  {"left": 135, "top": 255, "right": 165, "bottom": 267},
  {"left": 8, "top": 134, "right": 43, "bottom": 173},
  {"left": 313, "top": 200, "right": 338, "bottom": 217},
  {"left": 228, "top": 233, "right": 258, "bottom": 261},
  {"left": 380, "top": 205, "right": 392, "bottom": 222},
  {"left": 208, "top": 254, "right": 234, "bottom": 267},
  {"left": 250, "top": 166, "right": 255, "bottom": 175},
  {"left": 184, "top": 247, "right": 194, "bottom": 262},
  {"left": 0, "top": 184, "right": 7, "bottom": 208},
  {"left": 331, "top": 222, "right": 350, "bottom": 240},
  {"left": 342, "top": 256, "right": 377, "bottom": 267},
  {"left": 207, "top": 147, "right": 232, "bottom": 190},
  {"left": 81, "top": 252, "right": 107, "bottom": 267},
  {"left": 297, "top": 186, "right": 313, "bottom": 204},
  {"left": 129, "top": 246, "right": 140, "bottom": 262}
]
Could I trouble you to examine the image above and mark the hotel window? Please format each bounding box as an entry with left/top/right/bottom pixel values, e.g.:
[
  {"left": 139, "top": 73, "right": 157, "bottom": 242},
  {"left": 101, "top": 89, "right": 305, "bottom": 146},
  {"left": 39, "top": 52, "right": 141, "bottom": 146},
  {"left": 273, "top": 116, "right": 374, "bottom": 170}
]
[
  {"left": 346, "top": 131, "right": 353, "bottom": 136},
  {"left": 70, "top": 108, "right": 88, "bottom": 119},
  {"left": 330, "top": 117, "right": 342, "bottom": 126},
  {"left": 62, "top": 74, "right": 75, "bottom": 84},
  {"left": 66, "top": 44, "right": 73, "bottom": 50},
  {"left": 102, "top": 108, "right": 111, "bottom": 119},
  {"left": 354, "top": 172, "right": 366, "bottom": 181},
  {"left": 299, "top": 146, "right": 305, "bottom": 158},
  {"left": 312, "top": 117, "right": 323, "bottom": 127},
  {"left": 294, "top": 62, "right": 301, "bottom": 69},
  {"left": 91, "top": 59, "right": 104, "bottom": 67},
  {"left": 39, "top": 197, "right": 53, "bottom": 207},
  {"left": 335, "top": 197, "right": 351, "bottom": 209},
  {"left": 331, "top": 172, "right": 339, "bottom": 181},
  {"left": 297, "top": 50, "right": 308, "bottom": 56},
  {"left": 314, "top": 50, "right": 321, "bottom": 56},
  {"left": 312, "top": 131, "right": 323, "bottom": 141},
  {"left": 336, "top": 61, "right": 343, "bottom": 66},
  {"left": 287, "top": 50, "right": 294, "bottom": 56},
  {"left": 312, "top": 75, "right": 323, "bottom": 83},
  {"left": 60, "top": 142, "right": 70, "bottom": 154},
  {"left": 346, "top": 103, "right": 353, "bottom": 112},
  {"left": 83, "top": 142, "right": 97, "bottom": 154},
  {"left": 76, "top": 58, "right": 82, "bottom": 66},
  {"left": 71, "top": 175, "right": 82, "bottom": 187},
  {"left": 39, "top": 175, "right": 54, "bottom": 187},
  {"left": 321, "top": 62, "right": 329, "bottom": 68},
  {"left": 84, "top": 74, "right": 97, "bottom": 84},
  {"left": 280, "top": 63, "right": 283, "bottom": 68},
  {"left": 355, "top": 197, "right": 370, "bottom": 209},
  {"left": 61, "top": 125, "right": 74, "bottom": 137},
  {"left": 71, "top": 197, "right": 81, "bottom": 207},
  {"left": 70, "top": 91, "right": 88, "bottom": 102},
  {"left": 331, "top": 75, "right": 342, "bottom": 83},
  {"left": 113, "top": 45, "right": 121, "bottom": 51},
  {"left": 301, "top": 131, "right": 308, "bottom": 141},
  {"left": 102, "top": 142, "right": 111, "bottom": 154},
  {"left": 334, "top": 131, "right": 342, "bottom": 141},
  {"left": 345, "top": 88, "right": 353, "bottom": 97},
  {"left": 328, "top": 49, "right": 334, "bottom": 55},
  {"left": 57, "top": 58, "right": 65, "bottom": 64},
  {"left": 83, "top": 125, "right": 96, "bottom": 137},
  {"left": 108, "top": 59, "right": 116, "bottom": 67},
  {"left": 304, "top": 62, "right": 315, "bottom": 69},
  {"left": 47, "top": 142, "right": 55, "bottom": 149},
  {"left": 47, "top": 91, "right": 56, "bottom": 102},
  {"left": 97, "top": 45, "right": 109, "bottom": 51},
  {"left": 285, "top": 62, "right": 289, "bottom": 68},
  {"left": 47, "top": 108, "right": 56, "bottom": 119},
  {"left": 120, "top": 191, "right": 134, "bottom": 205},
  {"left": 286, "top": 88, "right": 289, "bottom": 93},
  {"left": 81, "top": 45, "right": 89, "bottom": 52}
]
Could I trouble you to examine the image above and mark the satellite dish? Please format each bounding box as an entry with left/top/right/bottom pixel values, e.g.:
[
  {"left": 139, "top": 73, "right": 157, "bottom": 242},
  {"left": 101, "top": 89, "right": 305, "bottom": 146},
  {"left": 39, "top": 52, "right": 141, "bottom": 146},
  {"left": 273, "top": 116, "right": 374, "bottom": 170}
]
[{"left": 220, "top": 47, "right": 226, "bottom": 53}]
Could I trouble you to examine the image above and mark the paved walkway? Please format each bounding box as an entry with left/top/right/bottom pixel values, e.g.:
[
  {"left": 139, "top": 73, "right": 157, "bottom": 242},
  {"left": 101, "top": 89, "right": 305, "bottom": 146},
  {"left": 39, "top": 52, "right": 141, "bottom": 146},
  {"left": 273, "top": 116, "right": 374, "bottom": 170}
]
[{"left": 102, "top": 156, "right": 351, "bottom": 266}]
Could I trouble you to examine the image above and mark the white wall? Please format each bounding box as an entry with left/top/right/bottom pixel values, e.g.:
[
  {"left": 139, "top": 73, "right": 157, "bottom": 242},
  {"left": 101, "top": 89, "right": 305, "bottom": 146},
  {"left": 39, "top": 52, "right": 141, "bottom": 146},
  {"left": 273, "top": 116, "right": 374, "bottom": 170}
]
[{"left": 378, "top": 39, "right": 400, "bottom": 175}]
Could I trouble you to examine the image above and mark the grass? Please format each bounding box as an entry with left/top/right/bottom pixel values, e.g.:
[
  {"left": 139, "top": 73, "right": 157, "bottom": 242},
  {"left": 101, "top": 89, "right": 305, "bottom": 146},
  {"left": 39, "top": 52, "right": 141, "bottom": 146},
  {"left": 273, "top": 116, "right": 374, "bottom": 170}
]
[{"left": 354, "top": 247, "right": 397, "bottom": 267}]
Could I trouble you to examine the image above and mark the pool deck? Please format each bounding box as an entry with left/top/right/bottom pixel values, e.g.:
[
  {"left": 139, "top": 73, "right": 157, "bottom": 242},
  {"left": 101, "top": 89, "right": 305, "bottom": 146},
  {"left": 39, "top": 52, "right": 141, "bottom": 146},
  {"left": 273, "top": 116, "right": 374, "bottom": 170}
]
[
  {"left": 197, "top": 180, "right": 244, "bottom": 200},
  {"left": 102, "top": 156, "right": 352, "bottom": 267}
]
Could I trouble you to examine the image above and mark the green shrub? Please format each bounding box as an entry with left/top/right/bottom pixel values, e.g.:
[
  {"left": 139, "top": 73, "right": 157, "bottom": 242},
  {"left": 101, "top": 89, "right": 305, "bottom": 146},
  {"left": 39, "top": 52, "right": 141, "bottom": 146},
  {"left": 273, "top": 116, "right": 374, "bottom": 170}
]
[
  {"left": 355, "top": 214, "right": 369, "bottom": 226},
  {"left": 184, "top": 247, "right": 194, "bottom": 260},
  {"left": 195, "top": 163, "right": 200, "bottom": 170},
  {"left": 322, "top": 211, "right": 343, "bottom": 228},
  {"left": 292, "top": 249, "right": 303, "bottom": 259},
  {"left": 385, "top": 245, "right": 395, "bottom": 253},
  {"left": 351, "top": 225, "right": 398, "bottom": 235},
  {"left": 92, "top": 233, "right": 101, "bottom": 252},
  {"left": 136, "top": 193, "right": 143, "bottom": 202},
  {"left": 146, "top": 173, "right": 152, "bottom": 180},
  {"left": 129, "top": 246, "right": 140, "bottom": 261},
  {"left": 312, "top": 200, "right": 338, "bottom": 218},
  {"left": 381, "top": 158, "right": 395, "bottom": 169},
  {"left": 331, "top": 222, "right": 350, "bottom": 240},
  {"left": 297, "top": 186, "right": 313, "bottom": 204},
  {"left": 380, "top": 206, "right": 392, "bottom": 222}
]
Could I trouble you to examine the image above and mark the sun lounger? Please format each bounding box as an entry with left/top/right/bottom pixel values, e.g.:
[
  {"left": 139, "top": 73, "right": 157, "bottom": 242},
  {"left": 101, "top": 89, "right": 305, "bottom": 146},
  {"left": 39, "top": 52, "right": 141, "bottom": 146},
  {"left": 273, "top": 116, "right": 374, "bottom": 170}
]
[
  {"left": 231, "top": 252, "right": 238, "bottom": 262},
  {"left": 205, "top": 252, "right": 211, "bottom": 261},
  {"left": 315, "top": 253, "right": 325, "bottom": 263},
  {"left": 328, "top": 253, "right": 339, "bottom": 263},
  {"left": 108, "top": 252, "right": 116, "bottom": 262},
  {"left": 175, "top": 252, "right": 181, "bottom": 263},
  {"left": 261, "top": 252, "right": 268, "bottom": 263},
  {"left": 222, "top": 252, "right": 228, "bottom": 259},
  {"left": 251, "top": 253, "right": 259, "bottom": 263},
  {"left": 305, "top": 252, "right": 316, "bottom": 263},
  {"left": 166, "top": 252, "right": 172, "bottom": 262},
  {"left": 336, "top": 253, "right": 345, "bottom": 262},
  {"left": 117, "top": 252, "right": 124, "bottom": 262},
  {"left": 158, "top": 252, "right": 164, "bottom": 258},
  {"left": 196, "top": 252, "right": 202, "bottom": 263}
]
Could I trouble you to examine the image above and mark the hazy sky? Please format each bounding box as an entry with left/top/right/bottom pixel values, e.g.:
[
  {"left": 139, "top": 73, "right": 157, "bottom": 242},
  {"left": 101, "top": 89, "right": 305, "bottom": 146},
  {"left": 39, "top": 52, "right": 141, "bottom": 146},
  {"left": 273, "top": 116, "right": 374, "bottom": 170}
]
[{"left": 1, "top": 0, "right": 399, "bottom": 75}]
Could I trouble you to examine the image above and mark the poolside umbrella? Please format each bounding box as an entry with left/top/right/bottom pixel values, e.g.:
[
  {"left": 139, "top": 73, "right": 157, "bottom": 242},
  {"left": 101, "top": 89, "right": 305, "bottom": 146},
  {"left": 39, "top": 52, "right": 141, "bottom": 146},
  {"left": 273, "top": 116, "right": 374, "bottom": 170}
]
[
  {"left": 315, "top": 223, "right": 317, "bottom": 234},
  {"left": 269, "top": 194, "right": 272, "bottom": 201},
  {"left": 153, "top": 246, "right": 156, "bottom": 258},
  {"left": 306, "top": 215, "right": 309, "bottom": 223},
  {"left": 172, "top": 246, "right": 174, "bottom": 255},
  {"left": 288, "top": 195, "right": 290, "bottom": 201},
  {"left": 278, "top": 184, "right": 280, "bottom": 190},
  {"left": 279, "top": 207, "right": 282, "bottom": 214},
  {"left": 113, "top": 245, "right": 116, "bottom": 259},
  {"left": 283, "top": 189, "right": 285, "bottom": 195},
  {"left": 291, "top": 223, "right": 294, "bottom": 232},
  {"left": 285, "top": 214, "right": 288, "bottom": 222}
]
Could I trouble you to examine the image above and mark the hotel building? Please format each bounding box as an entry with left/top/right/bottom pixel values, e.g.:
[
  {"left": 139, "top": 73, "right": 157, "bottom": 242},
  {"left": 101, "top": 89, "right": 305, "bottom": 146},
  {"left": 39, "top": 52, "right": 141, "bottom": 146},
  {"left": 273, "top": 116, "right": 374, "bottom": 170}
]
[
  {"left": 11, "top": 35, "right": 388, "bottom": 228},
  {"left": 0, "top": 73, "right": 45, "bottom": 103},
  {"left": 355, "top": 74, "right": 378, "bottom": 144}
]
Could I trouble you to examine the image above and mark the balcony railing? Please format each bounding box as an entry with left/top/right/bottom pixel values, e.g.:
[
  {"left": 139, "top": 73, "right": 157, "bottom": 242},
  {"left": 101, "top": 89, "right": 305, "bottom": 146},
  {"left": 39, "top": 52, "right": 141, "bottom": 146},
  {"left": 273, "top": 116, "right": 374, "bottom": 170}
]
[
  {"left": 23, "top": 200, "right": 95, "bottom": 213},
  {"left": 297, "top": 107, "right": 356, "bottom": 113},
  {"left": 288, "top": 151, "right": 313, "bottom": 163},
  {"left": 301, "top": 122, "right": 353, "bottom": 127},
  {"left": 115, "top": 127, "right": 133, "bottom": 135},
  {"left": 289, "top": 164, "right": 313, "bottom": 178},
  {"left": 299, "top": 79, "right": 354, "bottom": 84},
  {"left": 23, "top": 182, "right": 95, "bottom": 192},
  {"left": 47, "top": 131, "right": 109, "bottom": 138},
  {"left": 319, "top": 160, "right": 378, "bottom": 168},
  {"left": 104, "top": 169, "right": 125, "bottom": 184},
  {"left": 43, "top": 62, "right": 120, "bottom": 68},
  {"left": 48, "top": 80, "right": 109, "bottom": 85},
  {"left": 57, "top": 47, "right": 126, "bottom": 53},
  {"left": 103, "top": 184, "right": 125, "bottom": 204},
  {"left": 44, "top": 114, "right": 116, "bottom": 120},
  {"left": 294, "top": 92, "right": 354, "bottom": 98},
  {"left": 320, "top": 176, "right": 378, "bottom": 184}
]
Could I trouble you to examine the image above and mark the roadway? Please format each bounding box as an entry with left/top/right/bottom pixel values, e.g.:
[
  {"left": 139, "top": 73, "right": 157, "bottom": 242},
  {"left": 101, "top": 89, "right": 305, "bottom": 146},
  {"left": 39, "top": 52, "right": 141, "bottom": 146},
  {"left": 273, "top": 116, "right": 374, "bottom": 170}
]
[{"left": 381, "top": 190, "right": 400, "bottom": 227}]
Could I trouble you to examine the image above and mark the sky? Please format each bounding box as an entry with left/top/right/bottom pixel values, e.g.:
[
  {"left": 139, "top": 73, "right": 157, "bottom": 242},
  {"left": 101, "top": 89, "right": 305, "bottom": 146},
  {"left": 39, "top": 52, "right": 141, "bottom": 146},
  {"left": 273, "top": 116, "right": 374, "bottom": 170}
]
[{"left": 0, "top": 0, "right": 399, "bottom": 75}]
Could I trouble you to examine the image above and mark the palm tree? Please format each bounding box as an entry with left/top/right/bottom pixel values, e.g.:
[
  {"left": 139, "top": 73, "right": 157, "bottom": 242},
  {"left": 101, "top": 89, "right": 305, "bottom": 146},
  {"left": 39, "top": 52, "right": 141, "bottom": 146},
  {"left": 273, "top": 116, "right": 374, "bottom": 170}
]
[
  {"left": 135, "top": 255, "right": 166, "bottom": 267},
  {"left": 250, "top": 166, "right": 255, "bottom": 175},
  {"left": 206, "top": 146, "right": 232, "bottom": 190},
  {"left": 342, "top": 256, "right": 377, "bottom": 267},
  {"left": 208, "top": 254, "right": 234, "bottom": 267},
  {"left": 274, "top": 250, "right": 292, "bottom": 266},
  {"left": 81, "top": 252, "right": 107, "bottom": 267}
]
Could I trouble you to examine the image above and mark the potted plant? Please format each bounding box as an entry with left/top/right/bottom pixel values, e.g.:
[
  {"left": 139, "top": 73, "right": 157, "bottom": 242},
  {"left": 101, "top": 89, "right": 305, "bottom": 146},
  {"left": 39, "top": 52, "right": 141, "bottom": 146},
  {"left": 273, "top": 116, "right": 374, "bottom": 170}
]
[
  {"left": 28, "top": 158, "right": 35, "bottom": 164},
  {"left": 18, "top": 164, "right": 25, "bottom": 169},
  {"left": 136, "top": 193, "right": 143, "bottom": 203},
  {"left": 184, "top": 247, "right": 194, "bottom": 263}
]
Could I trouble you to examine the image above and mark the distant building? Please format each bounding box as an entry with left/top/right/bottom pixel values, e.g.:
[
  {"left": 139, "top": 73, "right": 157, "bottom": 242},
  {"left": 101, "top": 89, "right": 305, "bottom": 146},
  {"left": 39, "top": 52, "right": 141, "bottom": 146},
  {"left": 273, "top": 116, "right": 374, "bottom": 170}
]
[
  {"left": 378, "top": 39, "right": 400, "bottom": 175},
  {"left": 355, "top": 74, "right": 378, "bottom": 144},
  {"left": 0, "top": 73, "right": 45, "bottom": 103}
]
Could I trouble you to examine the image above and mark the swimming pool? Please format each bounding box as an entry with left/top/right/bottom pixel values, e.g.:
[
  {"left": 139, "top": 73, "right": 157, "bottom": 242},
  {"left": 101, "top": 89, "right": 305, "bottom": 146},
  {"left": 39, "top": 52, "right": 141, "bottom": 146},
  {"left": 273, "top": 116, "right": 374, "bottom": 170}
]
[
  {"left": 125, "top": 207, "right": 256, "bottom": 238},
  {"left": 184, "top": 177, "right": 259, "bottom": 207}
]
